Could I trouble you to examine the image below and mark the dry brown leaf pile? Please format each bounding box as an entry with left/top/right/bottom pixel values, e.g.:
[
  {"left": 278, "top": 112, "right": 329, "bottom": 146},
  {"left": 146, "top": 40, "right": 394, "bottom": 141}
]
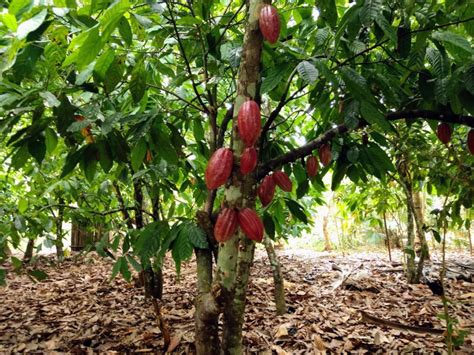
[{"left": 1, "top": 250, "right": 473, "bottom": 353}]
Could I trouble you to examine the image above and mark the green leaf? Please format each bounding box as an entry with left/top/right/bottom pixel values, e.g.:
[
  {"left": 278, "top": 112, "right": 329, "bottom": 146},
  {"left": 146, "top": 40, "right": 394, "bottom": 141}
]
[
  {"left": 432, "top": 31, "right": 473, "bottom": 57},
  {"left": 61, "top": 149, "right": 84, "bottom": 178},
  {"left": 110, "top": 257, "right": 122, "bottom": 280},
  {"left": 340, "top": 67, "right": 372, "bottom": 102},
  {"left": 118, "top": 16, "right": 132, "bottom": 46},
  {"left": 44, "top": 128, "right": 58, "bottom": 154},
  {"left": 263, "top": 212, "right": 275, "bottom": 239},
  {"left": 104, "top": 56, "right": 125, "bottom": 93},
  {"left": 184, "top": 223, "right": 209, "bottom": 249},
  {"left": 18, "top": 198, "right": 28, "bottom": 213},
  {"left": 97, "top": 141, "right": 113, "bottom": 173},
  {"left": 131, "top": 137, "right": 147, "bottom": 172},
  {"left": 126, "top": 255, "right": 142, "bottom": 272},
  {"left": 331, "top": 161, "right": 349, "bottom": 191},
  {"left": 100, "top": 0, "right": 131, "bottom": 40},
  {"left": 94, "top": 49, "right": 115, "bottom": 82},
  {"left": 359, "top": 0, "right": 382, "bottom": 27},
  {"left": 2, "top": 13, "right": 18, "bottom": 31},
  {"left": 9, "top": 0, "right": 31, "bottom": 17},
  {"left": 193, "top": 119, "right": 205, "bottom": 142},
  {"left": 360, "top": 101, "right": 393, "bottom": 132},
  {"left": 0, "top": 269, "right": 5, "bottom": 286},
  {"left": 10, "top": 145, "right": 29, "bottom": 169},
  {"left": 39, "top": 91, "right": 60, "bottom": 107},
  {"left": 296, "top": 179, "right": 309, "bottom": 199},
  {"left": 317, "top": 0, "right": 337, "bottom": 27},
  {"left": 76, "top": 26, "right": 103, "bottom": 69},
  {"left": 375, "top": 14, "right": 396, "bottom": 44},
  {"left": 28, "top": 269, "right": 48, "bottom": 281},
  {"left": 347, "top": 146, "right": 359, "bottom": 163},
  {"left": 130, "top": 62, "right": 146, "bottom": 103},
  {"left": 171, "top": 225, "right": 194, "bottom": 276},
  {"left": 261, "top": 67, "right": 286, "bottom": 94},
  {"left": 16, "top": 9, "right": 47, "bottom": 40},
  {"left": 82, "top": 153, "right": 97, "bottom": 182},
  {"left": 285, "top": 199, "right": 308, "bottom": 224},
  {"left": 296, "top": 61, "right": 318, "bottom": 85},
  {"left": 365, "top": 143, "right": 395, "bottom": 173},
  {"left": 28, "top": 135, "right": 46, "bottom": 164}
]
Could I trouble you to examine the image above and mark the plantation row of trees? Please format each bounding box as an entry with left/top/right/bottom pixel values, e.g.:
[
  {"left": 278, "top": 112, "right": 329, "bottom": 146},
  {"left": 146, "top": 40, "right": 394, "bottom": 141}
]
[{"left": 1, "top": 0, "right": 473, "bottom": 353}]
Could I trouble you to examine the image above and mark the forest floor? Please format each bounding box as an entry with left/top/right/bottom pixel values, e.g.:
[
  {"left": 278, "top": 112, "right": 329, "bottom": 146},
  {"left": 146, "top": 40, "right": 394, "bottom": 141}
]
[{"left": 1, "top": 248, "right": 473, "bottom": 354}]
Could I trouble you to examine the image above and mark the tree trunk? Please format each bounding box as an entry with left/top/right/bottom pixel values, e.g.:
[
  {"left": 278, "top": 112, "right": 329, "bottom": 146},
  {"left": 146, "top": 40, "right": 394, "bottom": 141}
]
[
  {"left": 413, "top": 190, "right": 430, "bottom": 260},
  {"left": 383, "top": 212, "right": 392, "bottom": 262},
  {"left": 405, "top": 195, "right": 417, "bottom": 283},
  {"left": 55, "top": 199, "right": 65, "bottom": 261},
  {"left": 23, "top": 239, "right": 34, "bottom": 262},
  {"left": 323, "top": 215, "right": 332, "bottom": 251},
  {"left": 468, "top": 227, "right": 472, "bottom": 256},
  {"left": 263, "top": 235, "right": 286, "bottom": 315}
]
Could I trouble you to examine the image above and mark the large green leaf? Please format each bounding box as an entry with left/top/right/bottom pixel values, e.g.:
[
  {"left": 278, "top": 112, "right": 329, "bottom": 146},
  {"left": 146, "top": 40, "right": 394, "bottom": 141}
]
[
  {"left": 131, "top": 137, "right": 147, "bottom": 172},
  {"left": 297, "top": 61, "right": 318, "bottom": 85},
  {"left": 16, "top": 9, "right": 47, "bottom": 40},
  {"left": 359, "top": 0, "right": 383, "bottom": 27},
  {"left": 432, "top": 31, "right": 473, "bottom": 58},
  {"left": 285, "top": 199, "right": 308, "bottom": 224}
]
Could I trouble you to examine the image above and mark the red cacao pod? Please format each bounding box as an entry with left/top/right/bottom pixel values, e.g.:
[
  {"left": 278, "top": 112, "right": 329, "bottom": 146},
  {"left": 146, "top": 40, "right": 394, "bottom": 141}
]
[
  {"left": 238, "top": 100, "right": 261, "bottom": 147},
  {"left": 306, "top": 156, "right": 318, "bottom": 177},
  {"left": 437, "top": 123, "right": 452, "bottom": 144},
  {"left": 272, "top": 170, "right": 292, "bottom": 192},
  {"left": 240, "top": 147, "right": 258, "bottom": 175},
  {"left": 214, "top": 208, "right": 238, "bottom": 243},
  {"left": 258, "top": 175, "right": 276, "bottom": 207},
  {"left": 238, "top": 208, "right": 264, "bottom": 242},
  {"left": 319, "top": 144, "right": 332, "bottom": 166},
  {"left": 205, "top": 148, "right": 233, "bottom": 190},
  {"left": 468, "top": 129, "right": 474, "bottom": 155},
  {"left": 259, "top": 5, "right": 280, "bottom": 44}
]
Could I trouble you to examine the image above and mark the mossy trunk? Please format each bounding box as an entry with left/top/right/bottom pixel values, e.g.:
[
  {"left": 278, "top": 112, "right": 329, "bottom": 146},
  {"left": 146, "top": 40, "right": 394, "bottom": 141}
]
[
  {"left": 263, "top": 235, "right": 286, "bottom": 315},
  {"left": 405, "top": 194, "right": 417, "bottom": 283},
  {"left": 413, "top": 190, "right": 430, "bottom": 260},
  {"left": 323, "top": 215, "right": 332, "bottom": 251},
  {"left": 23, "top": 238, "right": 34, "bottom": 262}
]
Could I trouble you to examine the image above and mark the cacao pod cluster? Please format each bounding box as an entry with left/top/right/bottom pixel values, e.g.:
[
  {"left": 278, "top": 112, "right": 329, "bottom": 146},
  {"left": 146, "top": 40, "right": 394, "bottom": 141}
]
[
  {"left": 258, "top": 170, "right": 293, "bottom": 207},
  {"left": 237, "top": 99, "right": 261, "bottom": 175},
  {"left": 259, "top": 4, "right": 280, "bottom": 44},
  {"left": 436, "top": 123, "right": 474, "bottom": 155},
  {"left": 319, "top": 143, "right": 332, "bottom": 166},
  {"left": 214, "top": 207, "right": 264, "bottom": 243}
]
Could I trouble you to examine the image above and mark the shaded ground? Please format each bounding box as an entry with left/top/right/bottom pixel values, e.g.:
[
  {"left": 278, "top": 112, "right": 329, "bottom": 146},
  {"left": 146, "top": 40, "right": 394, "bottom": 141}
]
[{"left": 1, "top": 249, "right": 473, "bottom": 353}]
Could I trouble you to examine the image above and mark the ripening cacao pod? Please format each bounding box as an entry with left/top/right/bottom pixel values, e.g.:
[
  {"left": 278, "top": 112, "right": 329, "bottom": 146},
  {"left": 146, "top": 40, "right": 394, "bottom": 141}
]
[
  {"left": 272, "top": 170, "right": 292, "bottom": 192},
  {"left": 74, "top": 115, "right": 94, "bottom": 143},
  {"left": 238, "top": 208, "right": 264, "bottom": 242},
  {"left": 468, "top": 129, "right": 474, "bottom": 155},
  {"left": 437, "top": 123, "right": 452, "bottom": 144},
  {"left": 240, "top": 147, "right": 258, "bottom": 175},
  {"left": 238, "top": 100, "right": 261, "bottom": 147},
  {"left": 214, "top": 208, "right": 238, "bottom": 243},
  {"left": 205, "top": 148, "right": 233, "bottom": 190},
  {"left": 259, "top": 5, "right": 280, "bottom": 44},
  {"left": 145, "top": 149, "right": 153, "bottom": 163},
  {"left": 306, "top": 156, "right": 318, "bottom": 177},
  {"left": 258, "top": 175, "right": 276, "bottom": 207},
  {"left": 319, "top": 144, "right": 332, "bottom": 166}
]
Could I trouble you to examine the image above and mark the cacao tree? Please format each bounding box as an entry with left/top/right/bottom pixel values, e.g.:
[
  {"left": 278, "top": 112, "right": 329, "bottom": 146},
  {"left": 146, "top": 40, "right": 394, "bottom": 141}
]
[{"left": 1, "top": 0, "right": 474, "bottom": 353}]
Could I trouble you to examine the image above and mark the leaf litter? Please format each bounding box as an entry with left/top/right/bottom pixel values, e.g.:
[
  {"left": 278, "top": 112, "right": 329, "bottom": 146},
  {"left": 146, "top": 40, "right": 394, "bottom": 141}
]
[{"left": 0, "top": 250, "right": 473, "bottom": 353}]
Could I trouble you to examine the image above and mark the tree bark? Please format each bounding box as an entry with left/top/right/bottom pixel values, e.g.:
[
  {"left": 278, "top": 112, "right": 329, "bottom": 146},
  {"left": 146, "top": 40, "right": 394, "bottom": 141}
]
[
  {"left": 383, "top": 212, "right": 392, "bottom": 262},
  {"left": 23, "top": 239, "right": 34, "bottom": 262},
  {"left": 405, "top": 193, "right": 417, "bottom": 283},
  {"left": 468, "top": 227, "right": 473, "bottom": 256},
  {"left": 413, "top": 190, "right": 430, "bottom": 260},
  {"left": 263, "top": 235, "right": 286, "bottom": 315},
  {"left": 55, "top": 198, "right": 65, "bottom": 261},
  {"left": 323, "top": 215, "right": 332, "bottom": 251}
]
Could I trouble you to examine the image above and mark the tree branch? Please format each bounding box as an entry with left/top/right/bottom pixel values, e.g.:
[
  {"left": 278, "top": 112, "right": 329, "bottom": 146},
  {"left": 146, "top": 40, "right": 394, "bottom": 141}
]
[
  {"left": 217, "top": 104, "right": 234, "bottom": 148},
  {"left": 257, "top": 110, "right": 474, "bottom": 180},
  {"left": 165, "top": 1, "right": 209, "bottom": 114}
]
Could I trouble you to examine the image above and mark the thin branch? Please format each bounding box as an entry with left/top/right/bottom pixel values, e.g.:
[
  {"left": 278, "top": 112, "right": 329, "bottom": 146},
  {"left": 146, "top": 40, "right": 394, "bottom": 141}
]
[
  {"left": 217, "top": 104, "right": 234, "bottom": 148},
  {"left": 165, "top": 1, "right": 209, "bottom": 114},
  {"left": 211, "top": 1, "right": 247, "bottom": 54},
  {"left": 147, "top": 83, "right": 205, "bottom": 112},
  {"left": 257, "top": 110, "right": 474, "bottom": 180}
]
